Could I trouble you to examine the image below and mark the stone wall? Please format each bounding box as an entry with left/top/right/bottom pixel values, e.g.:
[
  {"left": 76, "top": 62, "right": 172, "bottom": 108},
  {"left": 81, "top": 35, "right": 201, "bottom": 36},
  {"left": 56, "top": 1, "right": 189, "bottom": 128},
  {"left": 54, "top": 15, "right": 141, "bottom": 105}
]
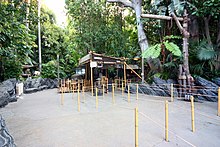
[{"left": 0, "top": 115, "right": 16, "bottom": 146}]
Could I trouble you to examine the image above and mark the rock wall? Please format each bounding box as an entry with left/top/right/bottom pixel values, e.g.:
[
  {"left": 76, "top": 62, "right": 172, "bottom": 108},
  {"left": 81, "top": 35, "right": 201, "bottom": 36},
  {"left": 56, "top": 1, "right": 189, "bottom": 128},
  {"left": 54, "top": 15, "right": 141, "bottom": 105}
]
[
  {"left": 0, "top": 79, "right": 17, "bottom": 108},
  {"left": 0, "top": 116, "right": 16, "bottom": 147},
  {"left": 23, "top": 77, "right": 58, "bottom": 93},
  {"left": 127, "top": 76, "right": 219, "bottom": 102},
  {"left": 0, "top": 78, "right": 58, "bottom": 107}
]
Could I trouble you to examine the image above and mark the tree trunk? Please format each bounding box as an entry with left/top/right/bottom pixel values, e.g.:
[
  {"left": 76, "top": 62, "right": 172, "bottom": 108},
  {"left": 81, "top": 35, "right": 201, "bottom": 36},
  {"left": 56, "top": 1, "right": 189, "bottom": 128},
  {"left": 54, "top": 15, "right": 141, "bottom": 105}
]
[
  {"left": 189, "top": 15, "right": 199, "bottom": 42},
  {"left": 215, "top": 18, "right": 220, "bottom": 70},
  {"left": 204, "top": 16, "right": 212, "bottom": 45},
  {"left": 132, "top": 0, "right": 149, "bottom": 52},
  {"left": 107, "top": 0, "right": 149, "bottom": 83}
]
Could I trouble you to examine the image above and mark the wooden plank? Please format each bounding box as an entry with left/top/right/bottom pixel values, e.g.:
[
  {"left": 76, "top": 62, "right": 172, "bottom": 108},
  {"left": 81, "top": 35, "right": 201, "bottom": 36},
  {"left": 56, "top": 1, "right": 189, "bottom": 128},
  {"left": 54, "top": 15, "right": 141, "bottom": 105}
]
[{"left": 141, "top": 14, "right": 183, "bottom": 21}]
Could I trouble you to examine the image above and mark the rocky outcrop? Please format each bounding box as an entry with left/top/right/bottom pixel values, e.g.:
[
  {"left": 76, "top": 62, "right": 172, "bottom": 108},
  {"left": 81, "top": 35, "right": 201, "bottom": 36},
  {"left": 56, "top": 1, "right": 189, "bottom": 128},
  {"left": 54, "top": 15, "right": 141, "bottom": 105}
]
[
  {"left": 212, "top": 78, "right": 220, "bottom": 86},
  {"left": 126, "top": 78, "right": 178, "bottom": 97},
  {"left": 0, "top": 79, "right": 17, "bottom": 107},
  {"left": 24, "top": 77, "right": 58, "bottom": 93},
  {"left": 0, "top": 116, "right": 16, "bottom": 147},
  {"left": 194, "top": 77, "right": 218, "bottom": 102},
  {"left": 126, "top": 76, "right": 219, "bottom": 102}
]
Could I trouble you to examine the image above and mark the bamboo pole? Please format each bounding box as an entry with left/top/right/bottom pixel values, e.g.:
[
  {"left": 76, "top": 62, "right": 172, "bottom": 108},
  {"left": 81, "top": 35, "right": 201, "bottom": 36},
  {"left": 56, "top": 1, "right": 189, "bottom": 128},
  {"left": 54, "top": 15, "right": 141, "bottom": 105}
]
[
  {"left": 136, "top": 84, "right": 138, "bottom": 100},
  {"left": 128, "top": 85, "right": 130, "bottom": 103},
  {"left": 191, "top": 96, "right": 195, "bottom": 132},
  {"left": 91, "top": 66, "right": 93, "bottom": 96},
  {"left": 165, "top": 100, "right": 168, "bottom": 141},
  {"left": 122, "top": 80, "right": 124, "bottom": 96},
  {"left": 96, "top": 88, "right": 98, "bottom": 109},
  {"left": 83, "top": 86, "right": 85, "bottom": 103},
  {"left": 218, "top": 88, "right": 220, "bottom": 116},
  {"left": 171, "top": 83, "right": 174, "bottom": 102},
  {"left": 112, "top": 83, "right": 115, "bottom": 104},
  {"left": 78, "top": 88, "right": 80, "bottom": 112},
  {"left": 135, "top": 107, "right": 139, "bottom": 147},
  {"left": 141, "top": 14, "right": 184, "bottom": 21},
  {"left": 124, "top": 62, "right": 127, "bottom": 88},
  {"left": 103, "top": 84, "right": 105, "bottom": 98},
  {"left": 61, "top": 87, "right": 64, "bottom": 105},
  {"left": 107, "top": 78, "right": 109, "bottom": 94}
]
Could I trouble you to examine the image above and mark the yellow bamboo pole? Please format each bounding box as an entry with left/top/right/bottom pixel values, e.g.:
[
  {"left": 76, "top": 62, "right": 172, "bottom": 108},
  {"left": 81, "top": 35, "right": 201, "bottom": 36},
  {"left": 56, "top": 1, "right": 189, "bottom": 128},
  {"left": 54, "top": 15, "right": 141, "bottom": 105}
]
[
  {"left": 96, "top": 88, "right": 98, "bottom": 109},
  {"left": 122, "top": 80, "right": 124, "bottom": 96},
  {"left": 191, "top": 96, "right": 195, "bottom": 132},
  {"left": 107, "top": 79, "right": 109, "bottom": 94},
  {"left": 165, "top": 100, "right": 168, "bottom": 141},
  {"left": 61, "top": 87, "right": 64, "bottom": 105},
  {"left": 171, "top": 83, "right": 174, "bottom": 102},
  {"left": 91, "top": 66, "right": 94, "bottom": 96},
  {"left": 218, "top": 87, "right": 220, "bottom": 116},
  {"left": 78, "top": 88, "right": 80, "bottom": 112},
  {"left": 112, "top": 83, "right": 115, "bottom": 104},
  {"left": 136, "top": 84, "right": 138, "bottom": 100},
  {"left": 128, "top": 85, "right": 130, "bottom": 103},
  {"left": 103, "top": 84, "right": 105, "bottom": 98},
  {"left": 124, "top": 62, "right": 127, "bottom": 88},
  {"left": 83, "top": 86, "right": 85, "bottom": 103},
  {"left": 135, "top": 107, "right": 139, "bottom": 147}
]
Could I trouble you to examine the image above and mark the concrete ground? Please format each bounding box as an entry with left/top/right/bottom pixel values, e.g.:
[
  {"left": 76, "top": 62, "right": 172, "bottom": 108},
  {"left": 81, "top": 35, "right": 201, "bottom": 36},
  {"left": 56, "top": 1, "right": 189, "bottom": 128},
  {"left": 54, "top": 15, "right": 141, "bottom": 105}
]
[{"left": 0, "top": 89, "right": 220, "bottom": 147}]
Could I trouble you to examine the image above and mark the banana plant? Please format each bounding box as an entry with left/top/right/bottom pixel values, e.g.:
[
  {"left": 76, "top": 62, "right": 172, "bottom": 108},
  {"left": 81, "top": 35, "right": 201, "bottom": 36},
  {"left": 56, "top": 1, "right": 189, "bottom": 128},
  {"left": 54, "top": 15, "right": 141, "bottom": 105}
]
[{"left": 142, "top": 35, "right": 182, "bottom": 59}]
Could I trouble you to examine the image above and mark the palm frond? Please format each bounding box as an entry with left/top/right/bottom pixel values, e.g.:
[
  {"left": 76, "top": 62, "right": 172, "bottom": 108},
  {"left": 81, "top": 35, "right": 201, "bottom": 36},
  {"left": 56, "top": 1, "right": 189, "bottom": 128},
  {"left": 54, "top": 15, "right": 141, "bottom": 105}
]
[
  {"left": 164, "top": 41, "right": 182, "bottom": 57},
  {"left": 197, "top": 41, "right": 216, "bottom": 60}
]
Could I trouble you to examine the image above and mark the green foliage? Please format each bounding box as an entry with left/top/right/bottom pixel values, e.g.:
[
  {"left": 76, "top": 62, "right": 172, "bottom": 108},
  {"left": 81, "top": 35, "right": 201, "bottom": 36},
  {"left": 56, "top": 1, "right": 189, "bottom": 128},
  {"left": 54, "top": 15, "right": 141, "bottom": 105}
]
[
  {"left": 0, "top": 1, "right": 36, "bottom": 81},
  {"left": 163, "top": 41, "right": 181, "bottom": 57},
  {"left": 66, "top": 0, "right": 137, "bottom": 59},
  {"left": 42, "top": 60, "right": 58, "bottom": 79},
  {"left": 142, "top": 36, "right": 182, "bottom": 59},
  {"left": 4, "top": 59, "right": 22, "bottom": 79},
  {"left": 142, "top": 44, "right": 161, "bottom": 59},
  {"left": 197, "top": 40, "right": 216, "bottom": 61}
]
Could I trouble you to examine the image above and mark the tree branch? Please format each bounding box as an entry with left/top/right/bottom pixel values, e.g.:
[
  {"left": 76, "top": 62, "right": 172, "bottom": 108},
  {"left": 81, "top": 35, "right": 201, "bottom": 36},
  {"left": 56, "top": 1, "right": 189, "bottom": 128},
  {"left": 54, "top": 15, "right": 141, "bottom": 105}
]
[{"left": 107, "top": 0, "right": 133, "bottom": 9}]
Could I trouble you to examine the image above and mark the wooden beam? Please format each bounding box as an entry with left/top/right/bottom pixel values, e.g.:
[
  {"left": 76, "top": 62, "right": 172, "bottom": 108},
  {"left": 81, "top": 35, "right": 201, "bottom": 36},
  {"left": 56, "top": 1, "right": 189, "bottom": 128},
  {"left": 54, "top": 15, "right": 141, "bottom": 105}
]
[{"left": 141, "top": 14, "right": 184, "bottom": 21}]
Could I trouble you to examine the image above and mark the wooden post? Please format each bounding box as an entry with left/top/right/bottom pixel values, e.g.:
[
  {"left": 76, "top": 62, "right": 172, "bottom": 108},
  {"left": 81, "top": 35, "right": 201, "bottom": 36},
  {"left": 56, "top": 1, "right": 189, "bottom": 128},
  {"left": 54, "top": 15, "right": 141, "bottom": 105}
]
[
  {"left": 103, "top": 84, "right": 105, "bottom": 98},
  {"left": 135, "top": 107, "right": 139, "bottom": 147},
  {"left": 171, "top": 83, "right": 174, "bottom": 102},
  {"left": 124, "top": 62, "right": 127, "bottom": 88},
  {"left": 165, "top": 100, "right": 168, "bottom": 141},
  {"left": 136, "top": 84, "right": 138, "bottom": 100},
  {"left": 96, "top": 88, "right": 98, "bottom": 109},
  {"left": 83, "top": 86, "right": 85, "bottom": 103},
  {"left": 106, "top": 78, "right": 109, "bottom": 94},
  {"left": 128, "top": 84, "right": 130, "bottom": 103},
  {"left": 78, "top": 88, "right": 80, "bottom": 112},
  {"left": 191, "top": 96, "right": 195, "bottom": 132},
  {"left": 218, "top": 87, "right": 220, "bottom": 116},
  {"left": 91, "top": 65, "right": 94, "bottom": 96},
  {"left": 122, "top": 80, "right": 124, "bottom": 96},
  {"left": 112, "top": 83, "right": 115, "bottom": 104},
  {"left": 61, "top": 87, "right": 64, "bottom": 105}
]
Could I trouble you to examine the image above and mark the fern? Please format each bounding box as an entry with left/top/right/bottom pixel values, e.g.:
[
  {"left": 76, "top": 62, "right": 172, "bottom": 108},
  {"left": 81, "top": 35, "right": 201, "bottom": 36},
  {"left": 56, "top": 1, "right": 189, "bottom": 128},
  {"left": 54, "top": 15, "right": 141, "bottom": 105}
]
[{"left": 164, "top": 41, "right": 182, "bottom": 57}]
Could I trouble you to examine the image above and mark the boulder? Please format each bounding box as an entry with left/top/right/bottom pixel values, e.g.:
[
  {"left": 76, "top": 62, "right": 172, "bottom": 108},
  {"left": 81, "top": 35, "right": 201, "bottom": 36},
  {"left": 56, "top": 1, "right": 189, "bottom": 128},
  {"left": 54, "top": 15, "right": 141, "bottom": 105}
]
[
  {"left": 194, "top": 77, "right": 218, "bottom": 101},
  {"left": 23, "top": 77, "right": 57, "bottom": 93},
  {"left": 0, "top": 79, "right": 17, "bottom": 107},
  {"left": 195, "top": 77, "right": 218, "bottom": 92},
  {"left": 24, "top": 88, "right": 38, "bottom": 94},
  {"left": 0, "top": 116, "right": 16, "bottom": 147},
  {"left": 0, "top": 88, "right": 9, "bottom": 108},
  {"left": 212, "top": 78, "right": 220, "bottom": 86}
]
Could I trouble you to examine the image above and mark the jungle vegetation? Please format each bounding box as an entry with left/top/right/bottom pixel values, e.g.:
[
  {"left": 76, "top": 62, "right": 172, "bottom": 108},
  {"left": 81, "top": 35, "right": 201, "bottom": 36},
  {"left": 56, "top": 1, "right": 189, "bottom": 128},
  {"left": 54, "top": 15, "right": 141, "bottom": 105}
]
[{"left": 0, "top": 0, "right": 219, "bottom": 81}]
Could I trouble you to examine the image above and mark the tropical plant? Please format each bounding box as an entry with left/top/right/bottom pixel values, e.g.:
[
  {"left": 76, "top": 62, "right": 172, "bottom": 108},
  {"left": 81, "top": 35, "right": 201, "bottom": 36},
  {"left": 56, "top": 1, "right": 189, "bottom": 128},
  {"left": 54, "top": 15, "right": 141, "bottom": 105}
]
[{"left": 142, "top": 35, "right": 182, "bottom": 59}]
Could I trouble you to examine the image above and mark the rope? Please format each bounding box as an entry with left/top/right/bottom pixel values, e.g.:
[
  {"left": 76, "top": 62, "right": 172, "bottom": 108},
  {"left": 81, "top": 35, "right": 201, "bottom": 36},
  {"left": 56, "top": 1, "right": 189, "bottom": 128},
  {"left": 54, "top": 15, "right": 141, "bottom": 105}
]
[
  {"left": 171, "top": 103, "right": 220, "bottom": 124},
  {"left": 139, "top": 112, "right": 196, "bottom": 147}
]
